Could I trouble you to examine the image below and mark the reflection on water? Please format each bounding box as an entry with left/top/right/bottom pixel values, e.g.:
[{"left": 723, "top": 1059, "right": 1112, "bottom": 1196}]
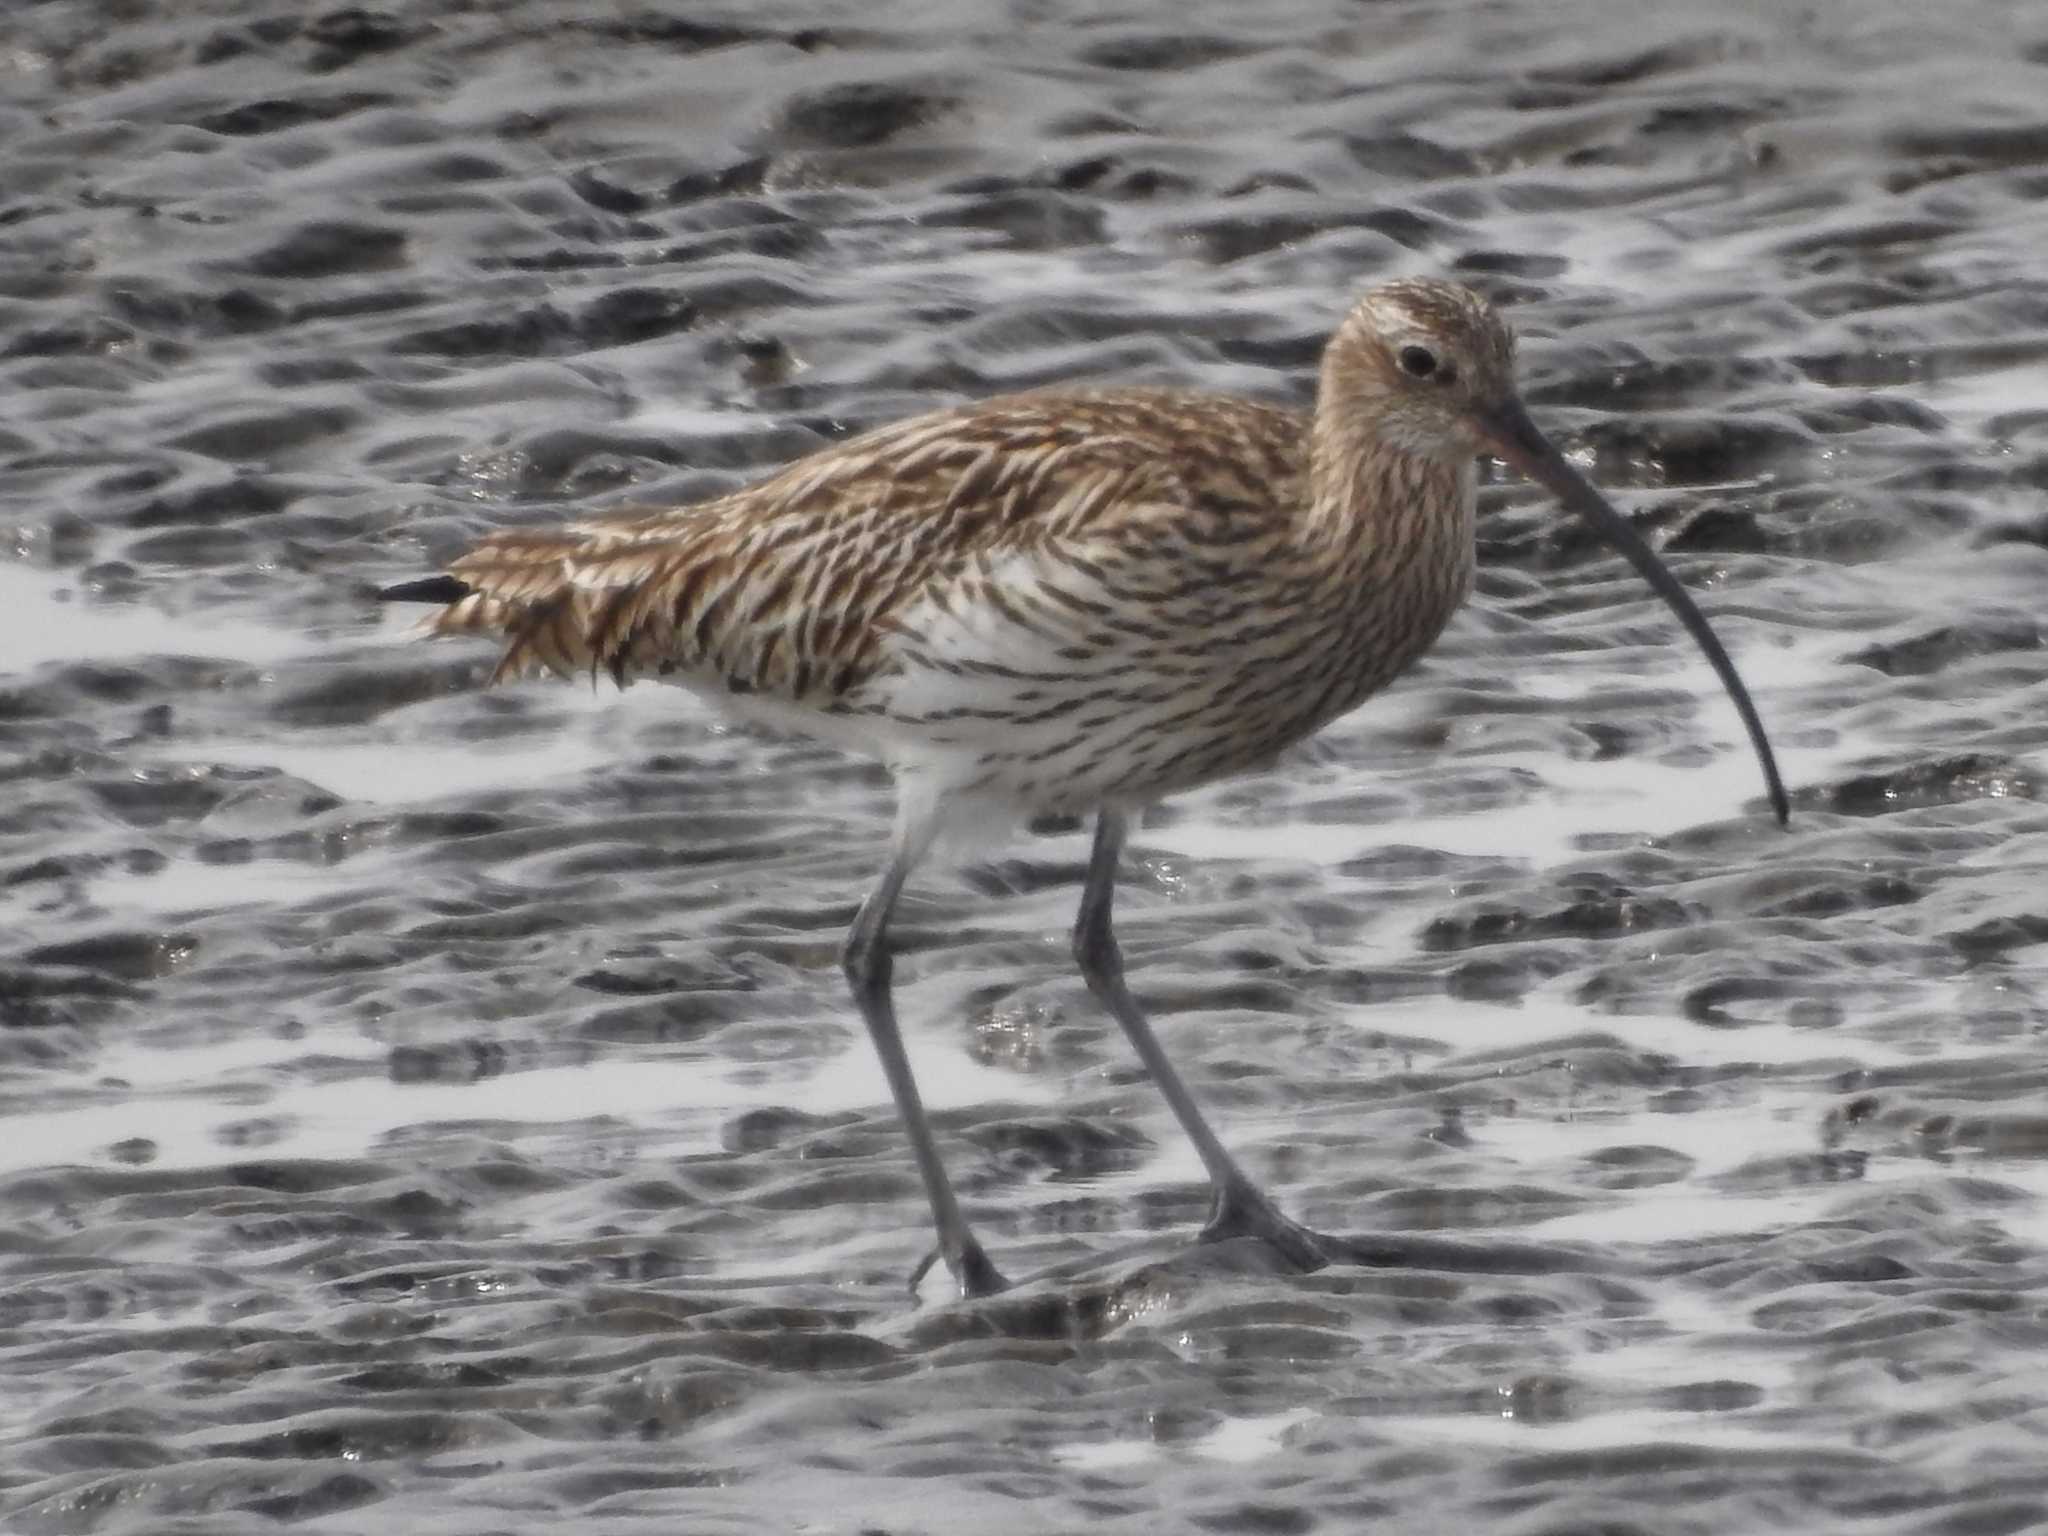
[
  {"left": 18, "top": 1008, "right": 1062, "bottom": 1178},
  {"left": 0, "top": 564, "right": 316, "bottom": 669}
]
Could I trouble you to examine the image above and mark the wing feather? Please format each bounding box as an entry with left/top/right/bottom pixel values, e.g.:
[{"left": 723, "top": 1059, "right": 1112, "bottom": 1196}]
[{"left": 402, "top": 389, "right": 1308, "bottom": 709}]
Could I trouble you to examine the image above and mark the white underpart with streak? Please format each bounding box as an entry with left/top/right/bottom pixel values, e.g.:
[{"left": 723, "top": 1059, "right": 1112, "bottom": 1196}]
[{"left": 876, "top": 541, "right": 1161, "bottom": 839}]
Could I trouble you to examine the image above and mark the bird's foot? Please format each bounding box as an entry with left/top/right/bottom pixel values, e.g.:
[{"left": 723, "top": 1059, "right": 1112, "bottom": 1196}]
[
  {"left": 907, "top": 1238, "right": 1010, "bottom": 1300},
  {"left": 1199, "top": 1180, "right": 1333, "bottom": 1275}
]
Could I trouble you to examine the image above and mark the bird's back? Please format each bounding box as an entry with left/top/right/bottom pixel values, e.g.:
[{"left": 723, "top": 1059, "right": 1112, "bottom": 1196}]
[
  {"left": 407, "top": 380, "right": 1472, "bottom": 814},
  {"left": 423, "top": 386, "right": 1308, "bottom": 695}
]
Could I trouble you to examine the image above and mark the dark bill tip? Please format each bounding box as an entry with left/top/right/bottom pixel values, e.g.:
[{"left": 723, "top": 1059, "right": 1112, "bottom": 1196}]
[{"left": 1475, "top": 395, "right": 1790, "bottom": 829}]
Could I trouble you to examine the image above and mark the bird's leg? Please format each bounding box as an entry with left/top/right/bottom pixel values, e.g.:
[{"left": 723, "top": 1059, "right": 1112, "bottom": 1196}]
[
  {"left": 843, "top": 825, "right": 1009, "bottom": 1300},
  {"left": 1074, "top": 810, "right": 1331, "bottom": 1274}
]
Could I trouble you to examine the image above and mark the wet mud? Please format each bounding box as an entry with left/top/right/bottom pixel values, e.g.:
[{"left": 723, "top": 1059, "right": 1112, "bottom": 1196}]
[{"left": 5, "top": 1, "right": 2048, "bottom": 1530}]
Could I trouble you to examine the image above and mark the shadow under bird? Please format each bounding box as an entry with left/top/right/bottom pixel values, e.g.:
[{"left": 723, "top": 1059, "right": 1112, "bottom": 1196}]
[{"left": 382, "top": 277, "right": 1789, "bottom": 1300}]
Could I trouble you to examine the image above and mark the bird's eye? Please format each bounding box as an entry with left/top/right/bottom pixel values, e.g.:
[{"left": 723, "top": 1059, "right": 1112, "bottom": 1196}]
[{"left": 1398, "top": 344, "right": 1440, "bottom": 379}]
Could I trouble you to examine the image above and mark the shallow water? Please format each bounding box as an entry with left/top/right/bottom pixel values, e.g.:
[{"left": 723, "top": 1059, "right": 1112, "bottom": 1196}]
[{"left": 6, "top": 0, "right": 2048, "bottom": 1529}]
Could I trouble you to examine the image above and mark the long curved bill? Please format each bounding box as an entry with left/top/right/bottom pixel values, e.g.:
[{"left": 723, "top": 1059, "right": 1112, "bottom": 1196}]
[{"left": 1475, "top": 395, "right": 1789, "bottom": 827}]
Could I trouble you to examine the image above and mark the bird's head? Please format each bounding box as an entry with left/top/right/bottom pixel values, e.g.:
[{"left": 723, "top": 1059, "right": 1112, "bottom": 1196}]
[
  {"left": 1322, "top": 277, "right": 1519, "bottom": 463},
  {"left": 1319, "top": 275, "right": 1790, "bottom": 828}
]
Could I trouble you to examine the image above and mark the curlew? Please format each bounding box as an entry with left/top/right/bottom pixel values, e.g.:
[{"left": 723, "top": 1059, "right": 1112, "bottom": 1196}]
[{"left": 382, "top": 278, "right": 1788, "bottom": 1300}]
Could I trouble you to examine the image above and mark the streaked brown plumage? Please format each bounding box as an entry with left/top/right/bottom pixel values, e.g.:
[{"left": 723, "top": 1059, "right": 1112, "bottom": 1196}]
[{"left": 385, "top": 277, "right": 1786, "bottom": 1301}]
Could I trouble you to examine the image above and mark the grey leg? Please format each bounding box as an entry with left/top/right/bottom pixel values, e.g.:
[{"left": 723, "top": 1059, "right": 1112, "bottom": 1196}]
[
  {"left": 1074, "top": 810, "right": 1330, "bottom": 1272},
  {"left": 843, "top": 822, "right": 1008, "bottom": 1300}
]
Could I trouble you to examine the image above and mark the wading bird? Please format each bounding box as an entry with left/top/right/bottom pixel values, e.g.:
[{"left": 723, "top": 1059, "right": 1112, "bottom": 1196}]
[{"left": 383, "top": 277, "right": 1787, "bottom": 1299}]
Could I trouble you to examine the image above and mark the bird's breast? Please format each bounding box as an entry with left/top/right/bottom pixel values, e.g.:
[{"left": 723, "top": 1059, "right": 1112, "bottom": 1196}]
[{"left": 856, "top": 467, "right": 1476, "bottom": 812}]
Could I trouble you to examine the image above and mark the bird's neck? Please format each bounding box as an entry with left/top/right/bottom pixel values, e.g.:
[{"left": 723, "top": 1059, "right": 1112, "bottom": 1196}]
[{"left": 1305, "top": 412, "right": 1473, "bottom": 576}]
